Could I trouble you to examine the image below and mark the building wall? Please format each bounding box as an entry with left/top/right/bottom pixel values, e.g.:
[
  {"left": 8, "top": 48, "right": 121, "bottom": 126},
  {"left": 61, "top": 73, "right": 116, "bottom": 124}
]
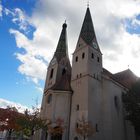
[
  {"left": 69, "top": 73, "right": 135, "bottom": 140},
  {"left": 70, "top": 76, "right": 89, "bottom": 139},
  {"left": 101, "top": 76, "right": 126, "bottom": 140},
  {"left": 41, "top": 90, "right": 72, "bottom": 140}
]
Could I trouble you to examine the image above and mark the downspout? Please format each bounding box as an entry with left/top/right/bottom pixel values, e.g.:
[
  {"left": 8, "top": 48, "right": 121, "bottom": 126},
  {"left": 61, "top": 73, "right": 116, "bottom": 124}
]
[{"left": 67, "top": 91, "right": 73, "bottom": 140}]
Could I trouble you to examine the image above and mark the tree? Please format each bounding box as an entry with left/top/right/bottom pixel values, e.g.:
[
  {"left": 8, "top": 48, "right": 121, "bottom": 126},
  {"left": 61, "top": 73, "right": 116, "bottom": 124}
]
[
  {"left": 122, "top": 79, "right": 140, "bottom": 140},
  {"left": 16, "top": 107, "right": 47, "bottom": 139},
  {"left": 0, "top": 107, "right": 21, "bottom": 139},
  {"left": 75, "top": 117, "right": 95, "bottom": 140},
  {"left": 47, "top": 118, "right": 65, "bottom": 138},
  {"left": 0, "top": 106, "right": 47, "bottom": 139}
]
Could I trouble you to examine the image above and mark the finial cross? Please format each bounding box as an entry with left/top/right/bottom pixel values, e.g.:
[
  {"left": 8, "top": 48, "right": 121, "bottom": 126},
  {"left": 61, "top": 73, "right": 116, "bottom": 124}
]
[{"left": 87, "top": 0, "right": 90, "bottom": 7}]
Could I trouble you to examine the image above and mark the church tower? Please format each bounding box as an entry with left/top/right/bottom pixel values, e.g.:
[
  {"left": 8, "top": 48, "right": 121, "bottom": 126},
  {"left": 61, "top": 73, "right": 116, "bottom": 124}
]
[
  {"left": 41, "top": 23, "right": 72, "bottom": 140},
  {"left": 70, "top": 7, "right": 103, "bottom": 140}
]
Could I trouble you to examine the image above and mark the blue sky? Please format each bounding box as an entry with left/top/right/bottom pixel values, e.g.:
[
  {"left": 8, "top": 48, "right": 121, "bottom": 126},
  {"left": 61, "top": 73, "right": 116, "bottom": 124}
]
[
  {"left": 0, "top": 0, "right": 43, "bottom": 109},
  {"left": 0, "top": 0, "right": 140, "bottom": 111}
]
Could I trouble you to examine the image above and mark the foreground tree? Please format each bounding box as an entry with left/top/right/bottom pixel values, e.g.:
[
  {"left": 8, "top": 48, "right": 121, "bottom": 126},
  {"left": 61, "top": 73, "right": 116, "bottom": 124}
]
[
  {"left": 0, "top": 107, "right": 21, "bottom": 139},
  {"left": 122, "top": 79, "right": 140, "bottom": 140},
  {"left": 47, "top": 118, "right": 65, "bottom": 139},
  {"left": 0, "top": 106, "right": 47, "bottom": 139},
  {"left": 16, "top": 107, "right": 47, "bottom": 139},
  {"left": 75, "top": 117, "right": 95, "bottom": 140}
]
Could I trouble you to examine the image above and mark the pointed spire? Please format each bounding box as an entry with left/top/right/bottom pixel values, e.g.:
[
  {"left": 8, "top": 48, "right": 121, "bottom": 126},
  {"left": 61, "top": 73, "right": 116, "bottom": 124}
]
[
  {"left": 54, "top": 22, "right": 68, "bottom": 61},
  {"left": 80, "top": 7, "right": 95, "bottom": 45},
  {"left": 79, "top": 7, "right": 100, "bottom": 52}
]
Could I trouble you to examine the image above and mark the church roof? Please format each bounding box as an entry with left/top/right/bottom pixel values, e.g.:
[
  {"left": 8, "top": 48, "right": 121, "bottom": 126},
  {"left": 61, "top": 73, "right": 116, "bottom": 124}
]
[
  {"left": 54, "top": 23, "right": 68, "bottom": 62},
  {"left": 113, "top": 69, "right": 138, "bottom": 89},
  {"left": 79, "top": 7, "right": 101, "bottom": 52},
  {"left": 103, "top": 68, "right": 139, "bottom": 89},
  {"left": 48, "top": 23, "right": 72, "bottom": 92},
  {"left": 50, "top": 70, "right": 72, "bottom": 92}
]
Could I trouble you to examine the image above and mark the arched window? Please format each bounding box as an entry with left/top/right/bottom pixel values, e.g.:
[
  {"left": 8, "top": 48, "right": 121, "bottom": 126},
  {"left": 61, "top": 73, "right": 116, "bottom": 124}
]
[
  {"left": 96, "top": 124, "right": 99, "bottom": 132},
  {"left": 82, "top": 53, "right": 85, "bottom": 59},
  {"left": 92, "top": 53, "right": 94, "bottom": 59},
  {"left": 74, "top": 137, "right": 78, "bottom": 140},
  {"left": 114, "top": 96, "right": 119, "bottom": 110},
  {"left": 97, "top": 57, "right": 100, "bottom": 62},
  {"left": 51, "top": 126, "right": 62, "bottom": 140},
  {"left": 62, "top": 68, "right": 66, "bottom": 75},
  {"left": 76, "top": 75, "right": 79, "bottom": 78},
  {"left": 50, "top": 68, "right": 54, "bottom": 79},
  {"left": 76, "top": 56, "right": 78, "bottom": 62},
  {"left": 76, "top": 104, "right": 79, "bottom": 111},
  {"left": 47, "top": 94, "right": 52, "bottom": 104},
  {"left": 76, "top": 123, "right": 79, "bottom": 128}
]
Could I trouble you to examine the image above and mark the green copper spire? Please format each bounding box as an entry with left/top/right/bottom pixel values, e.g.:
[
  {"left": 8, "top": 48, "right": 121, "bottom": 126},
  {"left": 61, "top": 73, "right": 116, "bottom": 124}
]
[
  {"left": 79, "top": 7, "right": 101, "bottom": 52},
  {"left": 54, "top": 22, "right": 68, "bottom": 61}
]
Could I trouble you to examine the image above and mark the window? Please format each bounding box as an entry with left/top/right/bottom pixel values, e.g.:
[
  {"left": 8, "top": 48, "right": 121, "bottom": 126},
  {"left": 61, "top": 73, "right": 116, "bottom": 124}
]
[
  {"left": 76, "top": 104, "right": 79, "bottom": 111},
  {"left": 74, "top": 137, "right": 78, "bottom": 140},
  {"left": 47, "top": 94, "right": 52, "bottom": 104},
  {"left": 82, "top": 53, "right": 85, "bottom": 59},
  {"left": 51, "top": 128, "right": 62, "bottom": 140},
  {"left": 76, "top": 75, "right": 79, "bottom": 78},
  {"left": 97, "top": 57, "right": 100, "bottom": 62},
  {"left": 50, "top": 68, "right": 54, "bottom": 79},
  {"left": 114, "top": 96, "right": 119, "bottom": 111},
  {"left": 92, "top": 53, "right": 94, "bottom": 59},
  {"left": 76, "top": 56, "right": 78, "bottom": 62},
  {"left": 96, "top": 124, "right": 99, "bottom": 132},
  {"left": 76, "top": 123, "right": 79, "bottom": 128},
  {"left": 62, "top": 68, "right": 66, "bottom": 75}
]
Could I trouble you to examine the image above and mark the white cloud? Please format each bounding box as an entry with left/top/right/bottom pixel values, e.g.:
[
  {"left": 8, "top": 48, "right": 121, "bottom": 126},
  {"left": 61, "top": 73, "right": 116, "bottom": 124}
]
[
  {"left": 16, "top": 53, "right": 47, "bottom": 81},
  {"left": 0, "top": 1, "right": 2, "bottom": 17},
  {"left": 12, "top": 8, "right": 30, "bottom": 31},
  {"left": 4, "top": 8, "right": 15, "bottom": 16},
  {"left": 35, "top": 86, "right": 43, "bottom": 93},
  {"left": 9, "top": 0, "right": 140, "bottom": 86},
  {"left": 0, "top": 98, "right": 29, "bottom": 113},
  {"left": 9, "top": 29, "right": 48, "bottom": 83}
]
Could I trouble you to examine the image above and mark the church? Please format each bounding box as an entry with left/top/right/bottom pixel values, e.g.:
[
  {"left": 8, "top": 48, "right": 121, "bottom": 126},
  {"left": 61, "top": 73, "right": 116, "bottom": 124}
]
[{"left": 40, "top": 7, "right": 138, "bottom": 140}]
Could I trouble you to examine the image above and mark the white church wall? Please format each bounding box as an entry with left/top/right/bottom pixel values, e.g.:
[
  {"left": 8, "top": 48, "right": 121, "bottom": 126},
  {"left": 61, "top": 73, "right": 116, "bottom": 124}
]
[
  {"left": 101, "top": 77, "right": 128, "bottom": 140},
  {"left": 88, "top": 77, "right": 103, "bottom": 140},
  {"left": 70, "top": 76, "right": 89, "bottom": 139}
]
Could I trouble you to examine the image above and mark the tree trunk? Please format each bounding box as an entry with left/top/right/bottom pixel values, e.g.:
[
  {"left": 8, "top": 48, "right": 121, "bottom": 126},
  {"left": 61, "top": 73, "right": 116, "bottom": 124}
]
[
  {"left": 30, "top": 129, "right": 34, "bottom": 140},
  {"left": 6, "top": 129, "right": 12, "bottom": 140},
  {"left": 83, "top": 135, "right": 86, "bottom": 140}
]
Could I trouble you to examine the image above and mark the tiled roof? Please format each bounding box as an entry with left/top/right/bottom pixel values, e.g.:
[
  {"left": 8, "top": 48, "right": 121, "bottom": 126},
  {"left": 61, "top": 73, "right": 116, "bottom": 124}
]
[
  {"left": 54, "top": 23, "right": 68, "bottom": 62},
  {"left": 79, "top": 7, "right": 101, "bottom": 52},
  {"left": 50, "top": 72, "right": 72, "bottom": 92},
  {"left": 103, "top": 68, "right": 139, "bottom": 89},
  {"left": 113, "top": 69, "right": 138, "bottom": 89}
]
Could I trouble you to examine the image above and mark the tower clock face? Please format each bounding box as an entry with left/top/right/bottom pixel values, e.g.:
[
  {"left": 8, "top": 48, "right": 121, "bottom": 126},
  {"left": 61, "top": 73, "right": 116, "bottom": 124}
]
[
  {"left": 51, "top": 57, "right": 57, "bottom": 65},
  {"left": 92, "top": 42, "right": 98, "bottom": 49}
]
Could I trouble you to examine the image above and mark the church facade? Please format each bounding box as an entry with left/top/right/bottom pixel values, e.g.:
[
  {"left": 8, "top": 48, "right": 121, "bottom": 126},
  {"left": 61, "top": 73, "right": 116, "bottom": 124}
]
[{"left": 40, "top": 7, "right": 137, "bottom": 140}]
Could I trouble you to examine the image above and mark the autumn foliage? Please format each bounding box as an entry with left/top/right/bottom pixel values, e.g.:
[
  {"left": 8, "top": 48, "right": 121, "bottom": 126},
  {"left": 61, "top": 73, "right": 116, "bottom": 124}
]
[
  {"left": 75, "top": 117, "right": 95, "bottom": 140},
  {"left": 47, "top": 118, "right": 65, "bottom": 136},
  {"left": 0, "top": 106, "right": 47, "bottom": 139},
  {"left": 0, "top": 107, "right": 22, "bottom": 131}
]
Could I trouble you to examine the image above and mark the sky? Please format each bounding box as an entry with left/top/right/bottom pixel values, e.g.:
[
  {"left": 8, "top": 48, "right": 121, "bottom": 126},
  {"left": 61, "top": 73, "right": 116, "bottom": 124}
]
[{"left": 0, "top": 0, "right": 140, "bottom": 112}]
